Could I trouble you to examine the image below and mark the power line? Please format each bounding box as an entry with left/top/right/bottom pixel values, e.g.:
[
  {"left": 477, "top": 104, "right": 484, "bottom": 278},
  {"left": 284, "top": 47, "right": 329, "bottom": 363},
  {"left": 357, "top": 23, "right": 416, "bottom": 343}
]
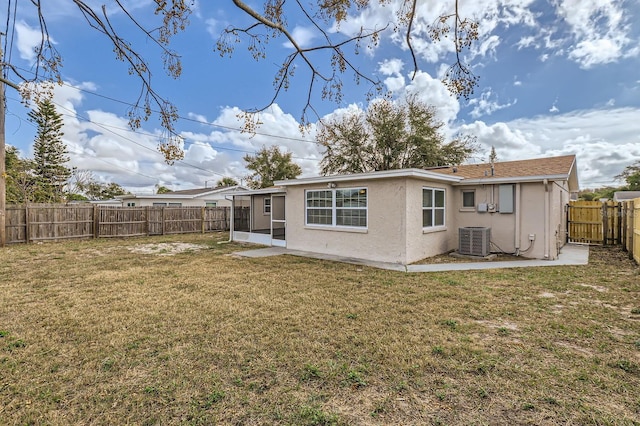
[
  {"left": 6, "top": 92, "right": 323, "bottom": 163},
  {"left": 8, "top": 67, "right": 324, "bottom": 146}
]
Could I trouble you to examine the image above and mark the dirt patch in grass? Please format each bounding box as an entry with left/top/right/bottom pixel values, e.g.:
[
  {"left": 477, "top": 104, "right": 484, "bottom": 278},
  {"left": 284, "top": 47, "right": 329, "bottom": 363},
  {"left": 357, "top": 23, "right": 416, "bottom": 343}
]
[
  {"left": 1, "top": 237, "right": 639, "bottom": 425},
  {"left": 128, "top": 242, "right": 207, "bottom": 256}
]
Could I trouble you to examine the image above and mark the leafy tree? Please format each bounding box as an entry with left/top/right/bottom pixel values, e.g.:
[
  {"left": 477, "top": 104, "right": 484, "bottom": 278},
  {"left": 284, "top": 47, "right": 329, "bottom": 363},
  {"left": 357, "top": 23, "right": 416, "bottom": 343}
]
[
  {"left": 156, "top": 185, "right": 172, "bottom": 194},
  {"left": 28, "top": 99, "right": 71, "bottom": 203},
  {"left": 578, "top": 187, "right": 618, "bottom": 201},
  {"left": 243, "top": 146, "right": 302, "bottom": 189},
  {"left": 3, "top": 1, "right": 478, "bottom": 161},
  {"left": 67, "top": 170, "right": 129, "bottom": 200},
  {"left": 4, "top": 146, "right": 36, "bottom": 204},
  {"left": 83, "top": 182, "right": 129, "bottom": 201},
  {"left": 217, "top": 177, "right": 239, "bottom": 187},
  {"left": 318, "top": 96, "right": 475, "bottom": 175},
  {"left": 616, "top": 162, "right": 640, "bottom": 190}
]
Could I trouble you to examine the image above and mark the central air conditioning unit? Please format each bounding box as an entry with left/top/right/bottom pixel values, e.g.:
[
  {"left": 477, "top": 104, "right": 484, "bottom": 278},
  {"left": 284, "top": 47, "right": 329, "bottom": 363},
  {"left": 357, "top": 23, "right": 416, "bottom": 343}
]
[{"left": 458, "top": 227, "right": 491, "bottom": 257}]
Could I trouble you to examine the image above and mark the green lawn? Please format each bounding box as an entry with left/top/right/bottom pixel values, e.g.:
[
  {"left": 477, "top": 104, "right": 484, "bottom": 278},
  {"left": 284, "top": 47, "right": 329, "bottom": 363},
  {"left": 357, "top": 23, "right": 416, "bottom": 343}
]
[{"left": 1, "top": 233, "right": 639, "bottom": 425}]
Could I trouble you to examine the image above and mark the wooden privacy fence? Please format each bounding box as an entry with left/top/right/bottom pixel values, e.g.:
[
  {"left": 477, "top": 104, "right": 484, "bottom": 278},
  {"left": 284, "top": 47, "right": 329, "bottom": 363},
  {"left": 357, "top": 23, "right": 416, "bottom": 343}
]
[
  {"left": 567, "top": 200, "right": 623, "bottom": 245},
  {"left": 5, "top": 205, "right": 250, "bottom": 244},
  {"left": 567, "top": 199, "right": 639, "bottom": 264}
]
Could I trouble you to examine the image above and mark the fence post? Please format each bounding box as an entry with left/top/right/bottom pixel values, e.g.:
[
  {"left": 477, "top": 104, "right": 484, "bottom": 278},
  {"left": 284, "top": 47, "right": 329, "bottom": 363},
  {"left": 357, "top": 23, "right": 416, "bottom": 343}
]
[
  {"left": 93, "top": 205, "right": 99, "bottom": 239},
  {"left": 25, "top": 205, "right": 31, "bottom": 243},
  {"left": 145, "top": 206, "right": 150, "bottom": 236},
  {"left": 602, "top": 203, "right": 608, "bottom": 246},
  {"left": 201, "top": 206, "right": 205, "bottom": 234},
  {"left": 161, "top": 207, "right": 165, "bottom": 235},
  {"left": 616, "top": 203, "right": 622, "bottom": 245},
  {"left": 224, "top": 207, "right": 228, "bottom": 231}
]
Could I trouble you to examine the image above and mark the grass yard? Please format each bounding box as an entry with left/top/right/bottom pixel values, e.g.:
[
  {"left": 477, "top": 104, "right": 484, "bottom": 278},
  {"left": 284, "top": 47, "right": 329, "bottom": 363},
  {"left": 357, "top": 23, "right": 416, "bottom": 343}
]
[{"left": 1, "top": 233, "right": 639, "bottom": 425}]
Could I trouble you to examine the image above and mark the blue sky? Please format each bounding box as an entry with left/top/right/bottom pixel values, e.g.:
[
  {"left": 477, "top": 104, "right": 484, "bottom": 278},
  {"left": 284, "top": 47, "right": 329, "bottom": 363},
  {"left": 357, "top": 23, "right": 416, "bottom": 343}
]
[{"left": 3, "top": 0, "right": 640, "bottom": 193}]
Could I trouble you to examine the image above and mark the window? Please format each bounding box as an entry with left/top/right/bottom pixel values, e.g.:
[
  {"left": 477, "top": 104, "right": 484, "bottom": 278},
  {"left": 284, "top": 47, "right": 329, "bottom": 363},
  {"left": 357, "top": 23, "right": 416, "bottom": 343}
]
[
  {"left": 127, "top": 202, "right": 136, "bottom": 207},
  {"left": 153, "top": 202, "right": 167, "bottom": 207},
  {"left": 206, "top": 201, "right": 218, "bottom": 207},
  {"left": 462, "top": 190, "right": 475, "bottom": 209},
  {"left": 306, "top": 188, "right": 367, "bottom": 228},
  {"left": 263, "top": 198, "right": 271, "bottom": 214},
  {"left": 168, "top": 202, "right": 182, "bottom": 207},
  {"left": 423, "top": 188, "right": 445, "bottom": 228}
]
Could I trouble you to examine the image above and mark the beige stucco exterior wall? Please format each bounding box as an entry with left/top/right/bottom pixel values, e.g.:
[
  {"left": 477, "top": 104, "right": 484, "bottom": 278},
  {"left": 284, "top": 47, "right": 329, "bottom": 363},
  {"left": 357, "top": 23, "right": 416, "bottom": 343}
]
[
  {"left": 285, "top": 178, "right": 410, "bottom": 264},
  {"left": 281, "top": 177, "right": 570, "bottom": 264},
  {"left": 452, "top": 181, "right": 570, "bottom": 260},
  {"left": 404, "top": 179, "right": 456, "bottom": 264},
  {"left": 284, "top": 177, "right": 460, "bottom": 264},
  {"left": 251, "top": 194, "right": 271, "bottom": 231}
]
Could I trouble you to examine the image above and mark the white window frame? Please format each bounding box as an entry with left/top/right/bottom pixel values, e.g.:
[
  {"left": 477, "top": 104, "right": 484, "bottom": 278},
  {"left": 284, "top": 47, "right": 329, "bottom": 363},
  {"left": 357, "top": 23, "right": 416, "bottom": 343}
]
[
  {"left": 206, "top": 201, "right": 218, "bottom": 207},
  {"left": 423, "top": 187, "right": 446, "bottom": 229},
  {"left": 263, "top": 197, "right": 271, "bottom": 215},
  {"left": 461, "top": 189, "right": 476, "bottom": 211},
  {"left": 305, "top": 187, "right": 368, "bottom": 229}
]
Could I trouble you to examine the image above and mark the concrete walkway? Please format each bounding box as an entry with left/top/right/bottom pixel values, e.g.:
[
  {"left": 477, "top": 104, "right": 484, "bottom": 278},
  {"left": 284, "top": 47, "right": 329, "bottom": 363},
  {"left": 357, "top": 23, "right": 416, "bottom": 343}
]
[{"left": 233, "top": 244, "right": 590, "bottom": 272}]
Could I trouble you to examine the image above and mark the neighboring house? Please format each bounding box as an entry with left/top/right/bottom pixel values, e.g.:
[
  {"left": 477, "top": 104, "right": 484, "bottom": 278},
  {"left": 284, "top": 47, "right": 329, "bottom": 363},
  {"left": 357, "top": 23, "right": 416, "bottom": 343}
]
[
  {"left": 613, "top": 191, "right": 640, "bottom": 202},
  {"left": 119, "top": 185, "right": 249, "bottom": 207},
  {"left": 230, "top": 155, "right": 579, "bottom": 264}
]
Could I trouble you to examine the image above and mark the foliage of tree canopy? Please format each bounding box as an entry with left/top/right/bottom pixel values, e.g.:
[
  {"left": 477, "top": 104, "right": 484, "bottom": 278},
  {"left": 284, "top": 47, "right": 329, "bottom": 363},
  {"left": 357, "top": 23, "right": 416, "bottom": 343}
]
[
  {"left": 318, "top": 96, "right": 475, "bottom": 175},
  {"left": 216, "top": 177, "right": 239, "bottom": 187},
  {"left": 67, "top": 169, "right": 130, "bottom": 201},
  {"left": 4, "top": 146, "right": 36, "bottom": 204},
  {"left": 243, "top": 146, "right": 302, "bottom": 189},
  {"left": 616, "top": 161, "right": 640, "bottom": 191},
  {"left": 5, "top": 1, "right": 477, "bottom": 162}
]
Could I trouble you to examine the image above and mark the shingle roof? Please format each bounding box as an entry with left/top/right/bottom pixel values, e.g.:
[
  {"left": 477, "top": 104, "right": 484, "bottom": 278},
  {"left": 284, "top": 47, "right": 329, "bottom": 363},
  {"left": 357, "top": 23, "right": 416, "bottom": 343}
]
[{"left": 429, "top": 154, "right": 576, "bottom": 180}]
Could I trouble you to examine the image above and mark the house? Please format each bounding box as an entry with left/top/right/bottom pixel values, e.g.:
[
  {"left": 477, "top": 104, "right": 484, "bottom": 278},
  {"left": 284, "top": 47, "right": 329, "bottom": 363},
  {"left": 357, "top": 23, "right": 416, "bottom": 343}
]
[
  {"left": 613, "top": 191, "right": 640, "bottom": 202},
  {"left": 119, "top": 185, "right": 249, "bottom": 207},
  {"left": 230, "top": 155, "right": 578, "bottom": 264}
]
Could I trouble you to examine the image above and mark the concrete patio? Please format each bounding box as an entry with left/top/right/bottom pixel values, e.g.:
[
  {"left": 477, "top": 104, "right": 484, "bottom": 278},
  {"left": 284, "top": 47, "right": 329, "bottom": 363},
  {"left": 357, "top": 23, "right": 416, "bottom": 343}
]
[{"left": 233, "top": 243, "right": 590, "bottom": 272}]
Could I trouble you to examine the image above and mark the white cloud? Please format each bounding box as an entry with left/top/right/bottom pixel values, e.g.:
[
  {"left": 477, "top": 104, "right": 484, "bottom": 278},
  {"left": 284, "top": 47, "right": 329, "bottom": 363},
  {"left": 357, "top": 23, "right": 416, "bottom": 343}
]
[
  {"left": 467, "top": 89, "right": 516, "bottom": 118},
  {"left": 459, "top": 107, "right": 640, "bottom": 187},
  {"left": 283, "top": 26, "right": 317, "bottom": 49},
  {"left": 555, "top": 0, "right": 637, "bottom": 68},
  {"left": 15, "top": 21, "right": 48, "bottom": 62},
  {"left": 378, "top": 58, "right": 405, "bottom": 76}
]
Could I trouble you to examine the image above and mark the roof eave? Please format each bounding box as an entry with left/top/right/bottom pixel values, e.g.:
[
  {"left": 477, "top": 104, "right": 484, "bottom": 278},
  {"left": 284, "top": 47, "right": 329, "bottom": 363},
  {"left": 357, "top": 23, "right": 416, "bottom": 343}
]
[
  {"left": 455, "top": 174, "right": 570, "bottom": 185},
  {"left": 231, "top": 187, "right": 287, "bottom": 196},
  {"left": 274, "top": 169, "right": 463, "bottom": 186}
]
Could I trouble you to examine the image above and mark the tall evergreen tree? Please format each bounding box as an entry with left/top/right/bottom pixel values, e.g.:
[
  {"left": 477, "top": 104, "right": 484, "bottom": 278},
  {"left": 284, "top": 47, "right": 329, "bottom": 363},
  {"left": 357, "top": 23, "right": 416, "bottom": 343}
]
[
  {"left": 489, "top": 146, "right": 498, "bottom": 164},
  {"left": 28, "top": 99, "right": 71, "bottom": 203}
]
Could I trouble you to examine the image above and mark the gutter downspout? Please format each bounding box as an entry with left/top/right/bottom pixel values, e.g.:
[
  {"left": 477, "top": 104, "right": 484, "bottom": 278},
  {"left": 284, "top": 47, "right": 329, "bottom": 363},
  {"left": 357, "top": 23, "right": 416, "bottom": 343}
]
[
  {"left": 515, "top": 183, "right": 521, "bottom": 256},
  {"left": 543, "top": 179, "right": 550, "bottom": 259}
]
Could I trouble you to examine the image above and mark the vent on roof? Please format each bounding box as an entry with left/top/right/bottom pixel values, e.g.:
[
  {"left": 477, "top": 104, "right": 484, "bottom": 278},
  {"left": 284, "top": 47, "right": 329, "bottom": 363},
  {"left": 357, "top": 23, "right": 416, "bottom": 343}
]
[{"left": 458, "top": 227, "right": 491, "bottom": 257}]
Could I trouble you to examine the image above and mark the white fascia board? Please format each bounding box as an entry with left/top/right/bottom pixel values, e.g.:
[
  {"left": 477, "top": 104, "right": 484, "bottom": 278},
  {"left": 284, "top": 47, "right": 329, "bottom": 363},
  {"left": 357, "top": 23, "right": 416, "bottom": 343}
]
[
  {"left": 455, "top": 174, "right": 569, "bottom": 185},
  {"left": 231, "top": 187, "right": 287, "bottom": 197},
  {"left": 274, "top": 169, "right": 463, "bottom": 186}
]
